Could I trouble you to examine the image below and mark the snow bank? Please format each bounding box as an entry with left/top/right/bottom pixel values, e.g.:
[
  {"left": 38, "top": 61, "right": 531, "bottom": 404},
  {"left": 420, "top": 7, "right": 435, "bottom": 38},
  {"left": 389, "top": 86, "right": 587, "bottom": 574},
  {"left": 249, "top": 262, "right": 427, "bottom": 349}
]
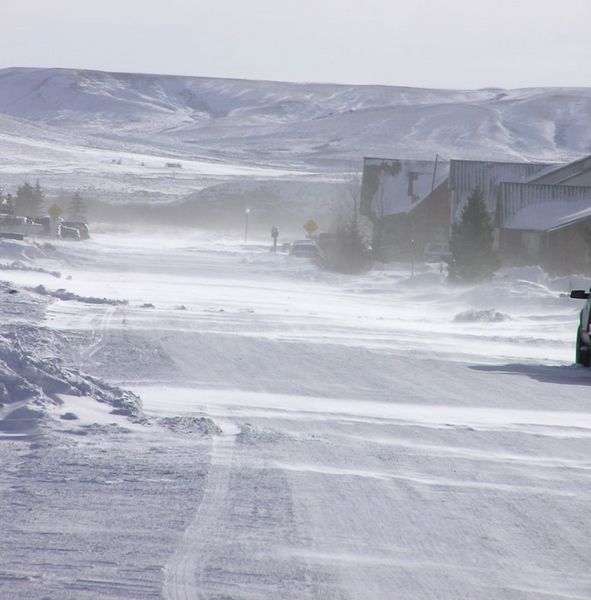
[
  {"left": 454, "top": 309, "right": 511, "bottom": 323},
  {"left": 0, "top": 280, "right": 142, "bottom": 433},
  {"left": 0, "top": 239, "right": 50, "bottom": 262},
  {"left": 0, "top": 328, "right": 143, "bottom": 432},
  {"left": 158, "top": 415, "right": 222, "bottom": 436},
  {"left": 456, "top": 268, "right": 567, "bottom": 313},
  {"left": 495, "top": 265, "right": 591, "bottom": 294},
  {"left": 30, "top": 284, "right": 128, "bottom": 305},
  {"left": 0, "top": 261, "right": 61, "bottom": 278}
]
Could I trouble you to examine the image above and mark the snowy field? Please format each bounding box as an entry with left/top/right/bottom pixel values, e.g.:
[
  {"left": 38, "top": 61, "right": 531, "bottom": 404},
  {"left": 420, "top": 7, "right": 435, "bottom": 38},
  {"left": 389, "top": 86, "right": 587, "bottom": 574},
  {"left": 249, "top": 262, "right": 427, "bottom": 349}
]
[
  {"left": 1, "top": 231, "right": 591, "bottom": 599},
  {"left": 2, "top": 67, "right": 591, "bottom": 200}
]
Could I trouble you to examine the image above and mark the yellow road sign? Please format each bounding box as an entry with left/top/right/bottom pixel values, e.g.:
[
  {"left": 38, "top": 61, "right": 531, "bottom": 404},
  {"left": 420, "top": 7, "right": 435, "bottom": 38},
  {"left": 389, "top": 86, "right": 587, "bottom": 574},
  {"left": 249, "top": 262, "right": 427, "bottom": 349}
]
[
  {"left": 48, "top": 203, "right": 63, "bottom": 218},
  {"left": 303, "top": 219, "right": 318, "bottom": 235}
]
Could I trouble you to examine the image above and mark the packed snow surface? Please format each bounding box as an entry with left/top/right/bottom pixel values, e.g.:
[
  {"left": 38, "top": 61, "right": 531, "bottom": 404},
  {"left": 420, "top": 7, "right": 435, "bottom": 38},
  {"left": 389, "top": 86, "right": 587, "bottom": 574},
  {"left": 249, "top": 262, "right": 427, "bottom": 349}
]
[{"left": 1, "top": 231, "right": 590, "bottom": 599}]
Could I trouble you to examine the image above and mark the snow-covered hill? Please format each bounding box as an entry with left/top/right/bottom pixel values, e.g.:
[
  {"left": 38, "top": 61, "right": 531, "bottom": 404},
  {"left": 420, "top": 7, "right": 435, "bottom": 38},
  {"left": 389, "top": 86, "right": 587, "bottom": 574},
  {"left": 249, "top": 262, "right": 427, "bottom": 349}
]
[{"left": 1, "top": 67, "right": 591, "bottom": 203}]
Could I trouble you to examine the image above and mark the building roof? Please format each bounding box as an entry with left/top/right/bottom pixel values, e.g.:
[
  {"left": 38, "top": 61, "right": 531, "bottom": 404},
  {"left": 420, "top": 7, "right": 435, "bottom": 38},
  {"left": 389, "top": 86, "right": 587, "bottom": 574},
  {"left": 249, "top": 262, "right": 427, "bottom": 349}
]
[
  {"left": 499, "top": 182, "right": 591, "bottom": 231},
  {"left": 548, "top": 205, "right": 591, "bottom": 232},
  {"left": 360, "top": 156, "right": 589, "bottom": 228},
  {"left": 526, "top": 154, "right": 591, "bottom": 186},
  {"left": 360, "top": 156, "right": 449, "bottom": 219}
]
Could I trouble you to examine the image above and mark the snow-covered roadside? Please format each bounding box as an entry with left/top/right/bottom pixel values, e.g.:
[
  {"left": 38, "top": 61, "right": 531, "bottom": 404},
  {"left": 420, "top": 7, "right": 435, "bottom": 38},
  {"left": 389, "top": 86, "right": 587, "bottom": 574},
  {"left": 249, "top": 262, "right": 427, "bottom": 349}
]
[
  {"left": 0, "top": 280, "right": 143, "bottom": 431},
  {"left": 0, "top": 271, "right": 221, "bottom": 599},
  {"left": 1, "top": 232, "right": 591, "bottom": 599}
]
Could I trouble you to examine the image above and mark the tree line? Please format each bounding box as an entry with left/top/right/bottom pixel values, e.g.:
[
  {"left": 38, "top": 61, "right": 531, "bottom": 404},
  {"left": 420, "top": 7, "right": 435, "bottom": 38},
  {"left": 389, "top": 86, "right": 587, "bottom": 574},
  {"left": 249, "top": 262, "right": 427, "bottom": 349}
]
[{"left": 0, "top": 181, "right": 87, "bottom": 221}]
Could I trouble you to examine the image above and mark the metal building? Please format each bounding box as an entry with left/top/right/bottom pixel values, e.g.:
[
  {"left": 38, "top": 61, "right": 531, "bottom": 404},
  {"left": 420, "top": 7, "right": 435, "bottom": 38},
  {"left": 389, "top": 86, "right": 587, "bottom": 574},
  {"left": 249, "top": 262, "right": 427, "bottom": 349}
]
[{"left": 360, "top": 152, "right": 591, "bottom": 270}]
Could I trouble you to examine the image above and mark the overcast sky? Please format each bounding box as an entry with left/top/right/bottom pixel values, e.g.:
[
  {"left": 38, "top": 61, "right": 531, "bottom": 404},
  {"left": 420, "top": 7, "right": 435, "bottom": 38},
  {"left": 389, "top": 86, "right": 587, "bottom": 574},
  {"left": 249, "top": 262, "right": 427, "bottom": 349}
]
[{"left": 2, "top": 0, "right": 589, "bottom": 89}]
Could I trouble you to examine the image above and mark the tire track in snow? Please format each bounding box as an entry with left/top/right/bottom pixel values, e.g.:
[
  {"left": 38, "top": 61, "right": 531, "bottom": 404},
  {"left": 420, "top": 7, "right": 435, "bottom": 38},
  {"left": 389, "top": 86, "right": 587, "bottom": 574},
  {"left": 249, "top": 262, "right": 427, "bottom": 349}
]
[
  {"left": 163, "top": 424, "right": 237, "bottom": 600},
  {"left": 78, "top": 305, "right": 117, "bottom": 365}
]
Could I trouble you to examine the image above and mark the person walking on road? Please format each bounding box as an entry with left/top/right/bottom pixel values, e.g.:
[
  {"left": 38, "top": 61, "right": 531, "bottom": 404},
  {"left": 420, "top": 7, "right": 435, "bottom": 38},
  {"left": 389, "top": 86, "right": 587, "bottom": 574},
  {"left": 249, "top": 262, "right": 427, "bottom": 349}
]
[{"left": 271, "top": 226, "right": 279, "bottom": 252}]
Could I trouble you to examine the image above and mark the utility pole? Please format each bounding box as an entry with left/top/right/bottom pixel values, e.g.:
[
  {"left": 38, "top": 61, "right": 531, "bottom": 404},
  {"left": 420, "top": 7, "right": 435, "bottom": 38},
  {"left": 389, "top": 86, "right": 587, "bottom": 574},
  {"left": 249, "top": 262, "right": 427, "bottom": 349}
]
[
  {"left": 244, "top": 207, "right": 250, "bottom": 243},
  {"left": 431, "top": 153, "right": 440, "bottom": 193}
]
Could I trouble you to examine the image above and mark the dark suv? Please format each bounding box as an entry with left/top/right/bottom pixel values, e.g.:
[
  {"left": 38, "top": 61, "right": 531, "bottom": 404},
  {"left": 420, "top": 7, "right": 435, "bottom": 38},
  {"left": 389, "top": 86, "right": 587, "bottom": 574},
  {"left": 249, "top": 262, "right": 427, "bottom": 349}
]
[{"left": 571, "top": 289, "right": 591, "bottom": 366}]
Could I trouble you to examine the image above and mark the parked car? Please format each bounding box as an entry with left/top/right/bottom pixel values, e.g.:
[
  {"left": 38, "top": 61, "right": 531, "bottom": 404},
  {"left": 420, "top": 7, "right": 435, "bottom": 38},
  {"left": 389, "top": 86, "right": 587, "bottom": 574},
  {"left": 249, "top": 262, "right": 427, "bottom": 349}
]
[
  {"left": 0, "top": 215, "right": 45, "bottom": 237},
  {"left": 31, "top": 216, "right": 51, "bottom": 234},
  {"left": 570, "top": 288, "right": 591, "bottom": 366},
  {"left": 423, "top": 241, "right": 451, "bottom": 263},
  {"left": 62, "top": 221, "right": 90, "bottom": 240},
  {"left": 289, "top": 239, "right": 318, "bottom": 258},
  {"left": 60, "top": 225, "right": 81, "bottom": 240}
]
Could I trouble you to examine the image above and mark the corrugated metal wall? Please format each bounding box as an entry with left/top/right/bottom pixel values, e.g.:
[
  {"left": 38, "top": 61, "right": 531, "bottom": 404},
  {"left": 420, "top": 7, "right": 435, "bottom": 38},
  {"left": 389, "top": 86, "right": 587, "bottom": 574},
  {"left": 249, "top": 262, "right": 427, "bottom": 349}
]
[
  {"left": 449, "top": 160, "right": 550, "bottom": 223},
  {"left": 499, "top": 182, "right": 591, "bottom": 227}
]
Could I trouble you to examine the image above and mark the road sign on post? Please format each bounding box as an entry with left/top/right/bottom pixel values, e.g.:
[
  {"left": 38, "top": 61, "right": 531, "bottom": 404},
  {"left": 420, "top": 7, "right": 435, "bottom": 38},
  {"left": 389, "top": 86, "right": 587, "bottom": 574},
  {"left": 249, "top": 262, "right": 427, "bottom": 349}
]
[
  {"left": 303, "top": 219, "right": 318, "bottom": 235},
  {"left": 48, "top": 203, "right": 63, "bottom": 218}
]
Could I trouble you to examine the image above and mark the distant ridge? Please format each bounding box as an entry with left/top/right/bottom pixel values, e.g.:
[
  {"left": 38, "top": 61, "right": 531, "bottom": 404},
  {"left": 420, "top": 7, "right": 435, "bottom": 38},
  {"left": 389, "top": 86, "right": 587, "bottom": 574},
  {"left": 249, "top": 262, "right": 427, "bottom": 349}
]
[{"left": 0, "top": 66, "right": 590, "bottom": 196}]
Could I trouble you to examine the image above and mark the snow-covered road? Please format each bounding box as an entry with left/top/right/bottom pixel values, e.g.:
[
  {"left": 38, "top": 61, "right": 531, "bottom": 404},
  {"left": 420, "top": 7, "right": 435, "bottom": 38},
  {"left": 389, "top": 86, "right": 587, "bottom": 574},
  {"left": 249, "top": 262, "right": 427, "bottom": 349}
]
[{"left": 2, "top": 231, "right": 591, "bottom": 599}]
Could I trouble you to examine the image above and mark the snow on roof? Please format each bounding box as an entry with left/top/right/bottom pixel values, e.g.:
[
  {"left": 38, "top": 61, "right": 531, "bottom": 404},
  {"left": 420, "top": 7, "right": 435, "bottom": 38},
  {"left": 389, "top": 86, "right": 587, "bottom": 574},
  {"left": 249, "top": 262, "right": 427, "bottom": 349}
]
[
  {"left": 548, "top": 204, "right": 591, "bottom": 231},
  {"left": 500, "top": 182, "right": 591, "bottom": 231},
  {"left": 360, "top": 157, "right": 449, "bottom": 218},
  {"left": 526, "top": 154, "right": 591, "bottom": 185}
]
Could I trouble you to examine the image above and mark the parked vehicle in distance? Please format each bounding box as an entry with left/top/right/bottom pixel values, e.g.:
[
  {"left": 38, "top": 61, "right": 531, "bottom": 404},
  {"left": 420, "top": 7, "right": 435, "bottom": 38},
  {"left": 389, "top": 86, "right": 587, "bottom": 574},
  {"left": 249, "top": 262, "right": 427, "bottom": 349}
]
[
  {"left": 289, "top": 239, "right": 318, "bottom": 258},
  {"left": 570, "top": 288, "right": 591, "bottom": 366},
  {"left": 0, "top": 232, "right": 24, "bottom": 240},
  {"left": 60, "top": 225, "right": 81, "bottom": 240},
  {"left": 0, "top": 215, "right": 45, "bottom": 237},
  {"left": 423, "top": 241, "right": 451, "bottom": 263},
  {"left": 62, "top": 221, "right": 90, "bottom": 240},
  {"left": 0, "top": 215, "right": 90, "bottom": 240}
]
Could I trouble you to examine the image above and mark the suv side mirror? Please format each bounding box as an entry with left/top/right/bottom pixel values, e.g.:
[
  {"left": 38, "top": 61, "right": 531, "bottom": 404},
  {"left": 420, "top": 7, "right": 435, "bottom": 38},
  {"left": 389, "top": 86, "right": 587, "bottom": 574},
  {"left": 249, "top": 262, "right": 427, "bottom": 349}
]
[{"left": 570, "top": 290, "right": 590, "bottom": 299}]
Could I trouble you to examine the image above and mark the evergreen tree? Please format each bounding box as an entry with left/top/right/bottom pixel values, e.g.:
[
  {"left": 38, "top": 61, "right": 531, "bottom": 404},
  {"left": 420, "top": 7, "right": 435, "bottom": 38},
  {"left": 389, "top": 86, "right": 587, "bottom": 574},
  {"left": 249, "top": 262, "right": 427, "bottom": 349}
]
[
  {"left": 316, "top": 215, "right": 372, "bottom": 274},
  {"left": 32, "top": 180, "right": 44, "bottom": 216},
  {"left": 447, "top": 186, "right": 499, "bottom": 283},
  {"left": 69, "top": 191, "right": 87, "bottom": 221},
  {"left": 14, "top": 182, "right": 35, "bottom": 216},
  {"left": 14, "top": 180, "right": 45, "bottom": 216}
]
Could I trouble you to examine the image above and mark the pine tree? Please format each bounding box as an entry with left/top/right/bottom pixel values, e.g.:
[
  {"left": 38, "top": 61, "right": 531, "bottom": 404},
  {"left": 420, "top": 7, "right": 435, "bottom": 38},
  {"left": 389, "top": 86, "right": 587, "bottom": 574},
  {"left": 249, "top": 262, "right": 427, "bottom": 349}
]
[
  {"left": 32, "top": 180, "right": 44, "bottom": 216},
  {"left": 317, "top": 215, "right": 372, "bottom": 273},
  {"left": 14, "top": 182, "right": 35, "bottom": 216},
  {"left": 447, "top": 186, "right": 499, "bottom": 283},
  {"left": 69, "top": 191, "right": 87, "bottom": 221}
]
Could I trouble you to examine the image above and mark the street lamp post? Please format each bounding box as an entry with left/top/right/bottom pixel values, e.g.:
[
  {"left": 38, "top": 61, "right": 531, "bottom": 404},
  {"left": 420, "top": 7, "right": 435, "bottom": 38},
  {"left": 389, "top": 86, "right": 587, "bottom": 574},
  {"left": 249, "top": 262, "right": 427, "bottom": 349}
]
[{"left": 244, "top": 208, "right": 250, "bottom": 243}]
